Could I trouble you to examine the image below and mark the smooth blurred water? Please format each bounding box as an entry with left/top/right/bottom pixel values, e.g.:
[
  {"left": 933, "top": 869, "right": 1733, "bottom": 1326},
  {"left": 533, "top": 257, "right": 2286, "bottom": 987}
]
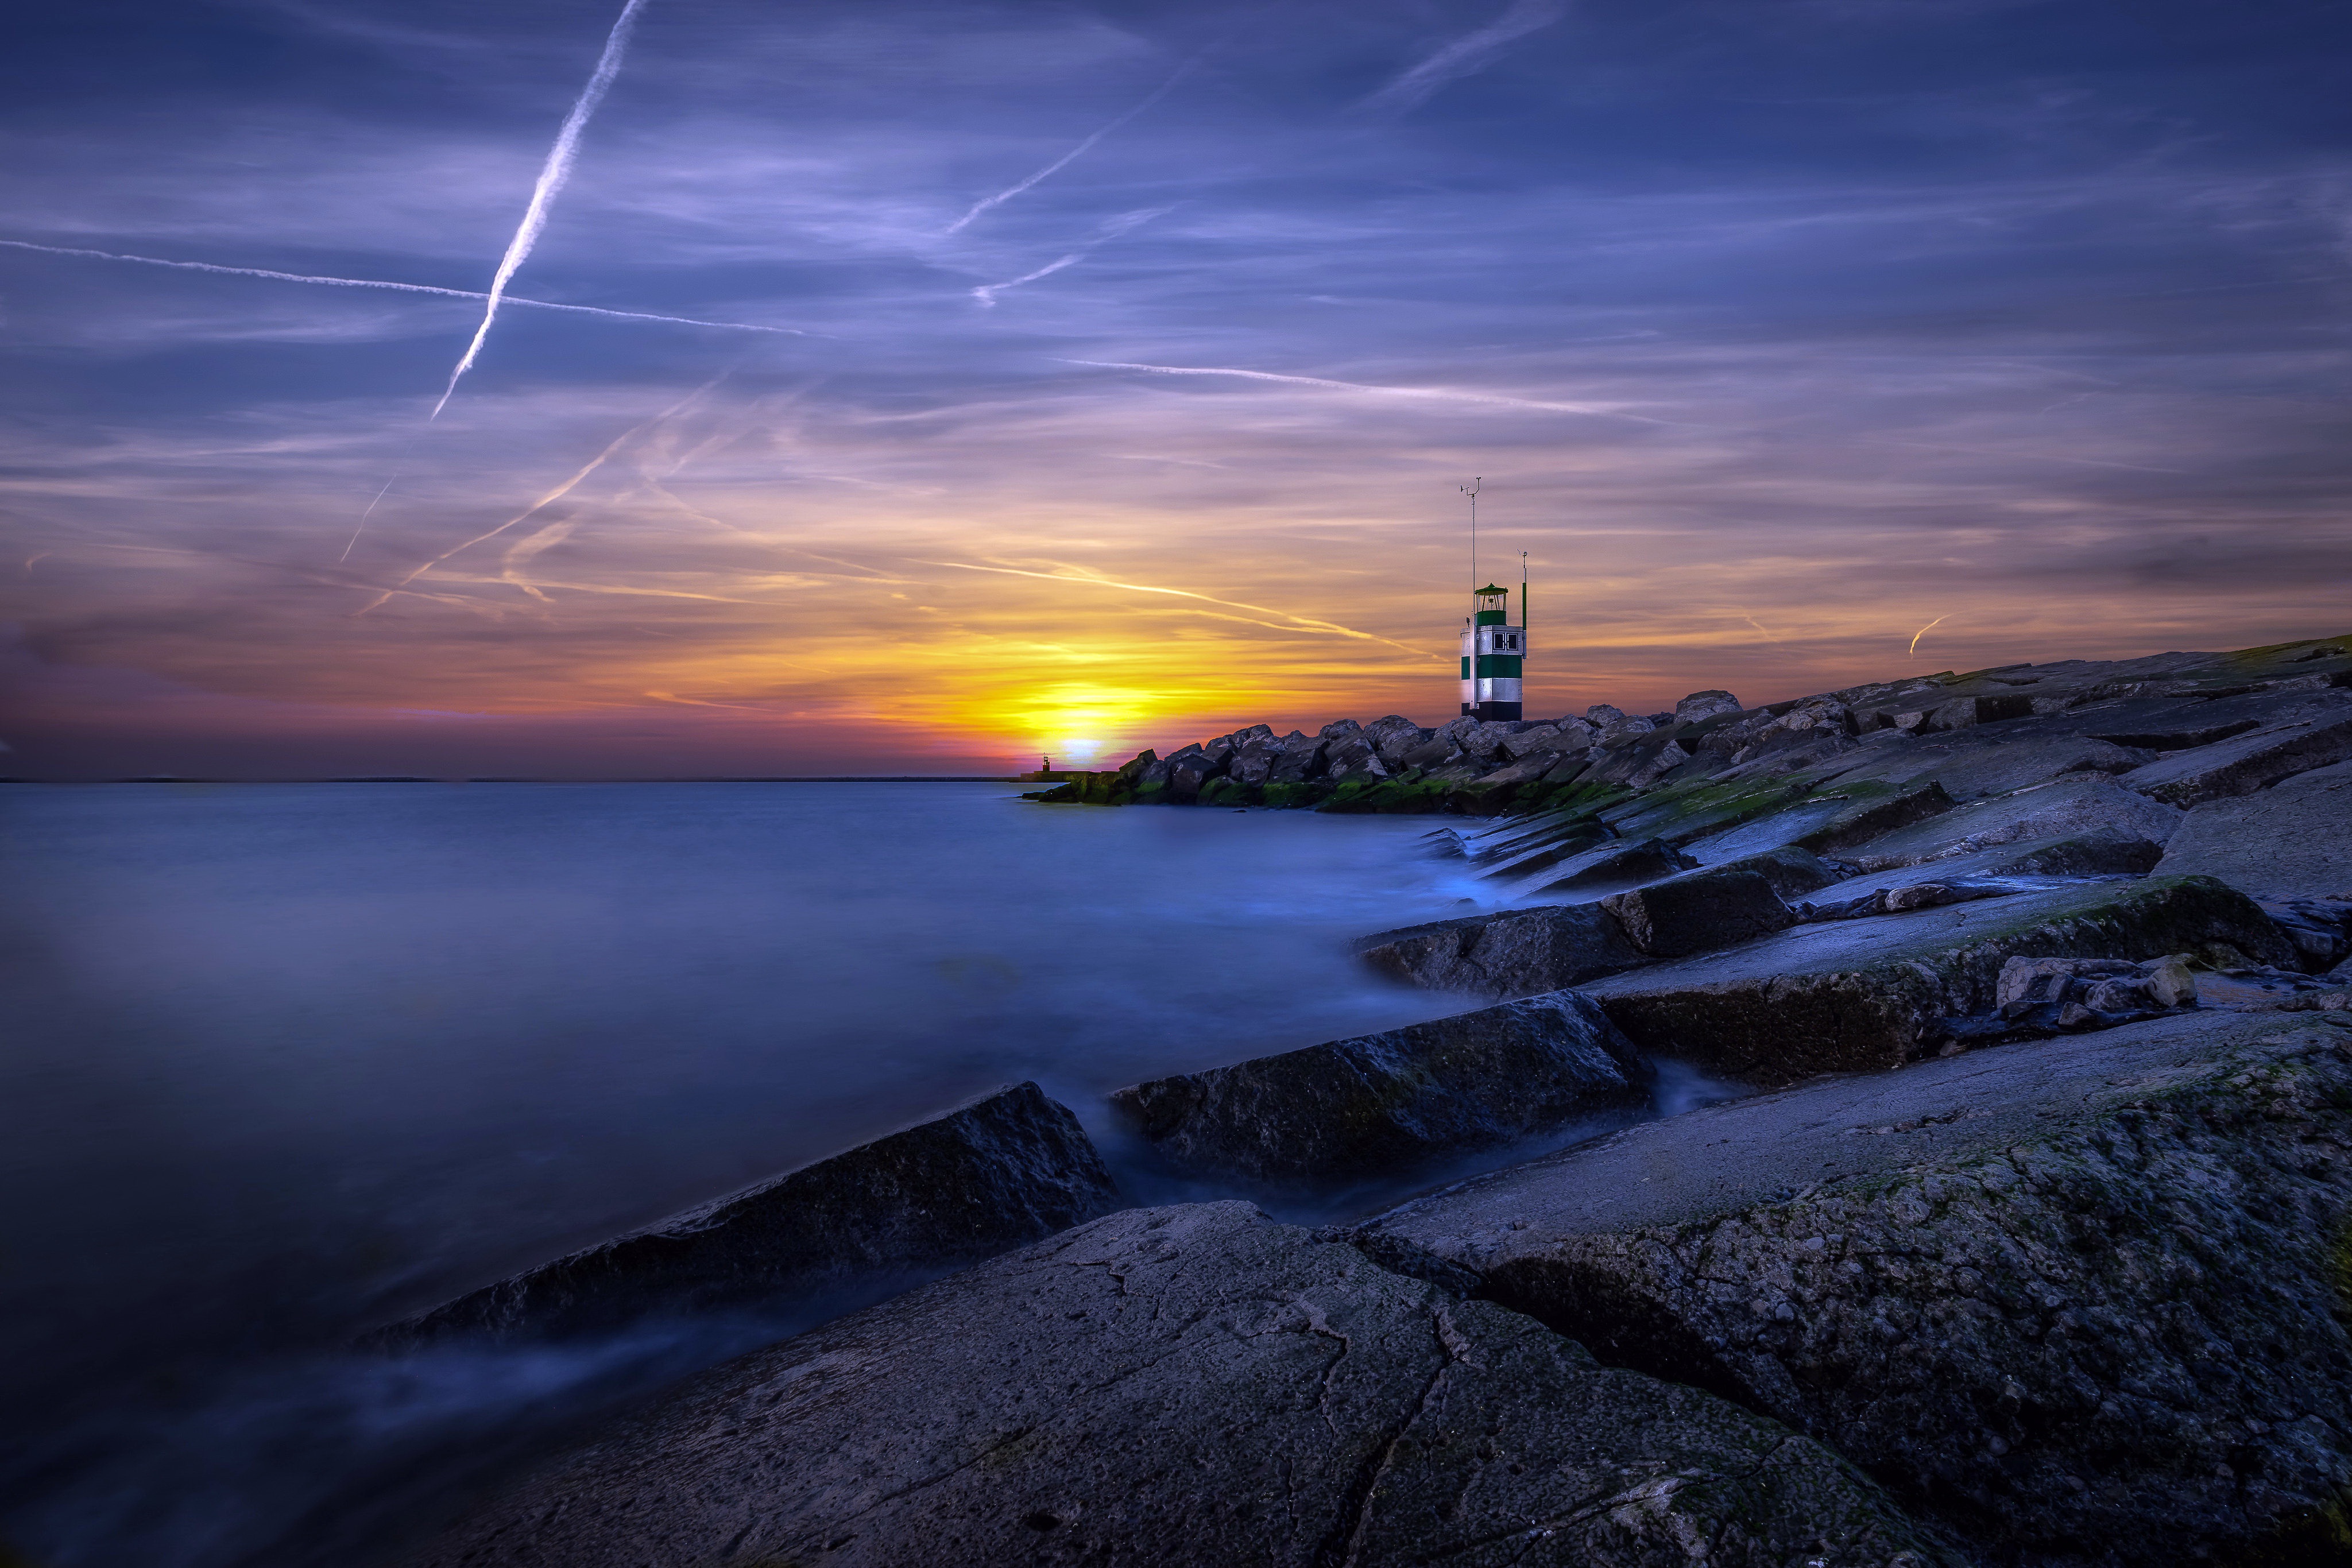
[{"left": 1, "top": 781, "right": 1499, "bottom": 1566}]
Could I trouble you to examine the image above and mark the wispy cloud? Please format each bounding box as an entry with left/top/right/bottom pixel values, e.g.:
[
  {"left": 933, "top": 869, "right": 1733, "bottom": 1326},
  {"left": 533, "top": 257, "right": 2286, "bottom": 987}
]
[
  {"left": 919, "top": 559, "right": 1438, "bottom": 658},
  {"left": 944, "top": 45, "right": 1215, "bottom": 234},
  {"left": 1057, "top": 359, "right": 1653, "bottom": 419},
  {"left": 1361, "top": 0, "right": 1569, "bottom": 114}
]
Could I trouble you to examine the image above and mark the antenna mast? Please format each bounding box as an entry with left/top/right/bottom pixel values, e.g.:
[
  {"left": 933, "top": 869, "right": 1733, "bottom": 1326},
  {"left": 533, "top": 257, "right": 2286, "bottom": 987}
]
[
  {"left": 1461, "top": 477, "right": 1481, "bottom": 598},
  {"left": 1521, "top": 549, "right": 1528, "bottom": 637}
]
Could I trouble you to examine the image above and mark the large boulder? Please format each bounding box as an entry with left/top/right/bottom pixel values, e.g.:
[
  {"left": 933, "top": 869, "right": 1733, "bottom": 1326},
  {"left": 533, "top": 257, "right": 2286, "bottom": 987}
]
[
  {"left": 1355, "top": 902, "right": 1645, "bottom": 998},
  {"left": 1575, "top": 875, "right": 2296, "bottom": 1083},
  {"left": 2118, "top": 696, "right": 2352, "bottom": 806},
  {"left": 401, "top": 1203, "right": 1959, "bottom": 1568},
  {"left": 369, "top": 1083, "right": 1119, "bottom": 1348},
  {"left": 2154, "top": 756, "right": 2352, "bottom": 901},
  {"left": 1673, "top": 689, "right": 1744, "bottom": 724},
  {"left": 1268, "top": 731, "right": 1330, "bottom": 784},
  {"left": 1107, "top": 993, "right": 1649, "bottom": 1182},
  {"left": 1360, "top": 1012, "right": 2352, "bottom": 1567}
]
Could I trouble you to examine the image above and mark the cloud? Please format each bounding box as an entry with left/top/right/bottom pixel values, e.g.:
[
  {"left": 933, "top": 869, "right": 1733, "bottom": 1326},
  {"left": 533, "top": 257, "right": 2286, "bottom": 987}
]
[{"left": 1360, "top": 0, "right": 1569, "bottom": 114}]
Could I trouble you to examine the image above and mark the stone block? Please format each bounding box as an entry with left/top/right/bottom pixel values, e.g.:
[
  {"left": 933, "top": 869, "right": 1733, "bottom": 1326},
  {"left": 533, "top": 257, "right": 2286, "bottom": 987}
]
[
  {"left": 1360, "top": 1012, "right": 2352, "bottom": 1567},
  {"left": 1108, "top": 993, "right": 1648, "bottom": 1182},
  {"left": 1600, "top": 866, "right": 1795, "bottom": 958},
  {"left": 2120, "top": 699, "right": 2352, "bottom": 806},
  {"left": 2154, "top": 757, "right": 2352, "bottom": 901},
  {"left": 370, "top": 1083, "right": 1118, "bottom": 1349},
  {"left": 1577, "top": 876, "right": 2295, "bottom": 1083}
]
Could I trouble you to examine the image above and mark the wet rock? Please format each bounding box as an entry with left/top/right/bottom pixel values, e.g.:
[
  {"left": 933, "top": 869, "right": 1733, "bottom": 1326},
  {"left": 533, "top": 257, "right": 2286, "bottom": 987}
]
[
  {"left": 1683, "top": 781, "right": 1955, "bottom": 865},
  {"left": 1228, "top": 735, "right": 1284, "bottom": 787},
  {"left": 1166, "top": 747, "right": 1229, "bottom": 800},
  {"left": 1842, "top": 777, "right": 2183, "bottom": 870},
  {"left": 1796, "top": 881, "right": 2014, "bottom": 924},
  {"left": 1360, "top": 1012, "right": 2352, "bottom": 1568},
  {"left": 2154, "top": 756, "right": 2352, "bottom": 900},
  {"left": 1447, "top": 750, "right": 1570, "bottom": 814},
  {"left": 1268, "top": 732, "right": 1330, "bottom": 784},
  {"left": 1108, "top": 994, "right": 1649, "bottom": 1183},
  {"left": 1832, "top": 731, "right": 2152, "bottom": 803},
  {"left": 1673, "top": 689, "right": 1744, "bottom": 724},
  {"left": 1580, "top": 735, "right": 1693, "bottom": 790},
  {"left": 1321, "top": 733, "right": 1390, "bottom": 783},
  {"left": 1496, "top": 723, "right": 1565, "bottom": 760},
  {"left": 2119, "top": 697, "right": 2352, "bottom": 806},
  {"left": 369, "top": 1083, "right": 1120, "bottom": 1349},
  {"left": 405, "top": 1203, "right": 1959, "bottom": 1568},
  {"left": 1365, "top": 717, "right": 1432, "bottom": 765},
  {"left": 1974, "top": 831, "right": 2166, "bottom": 878},
  {"left": 1526, "top": 837, "right": 1695, "bottom": 897},
  {"left": 1922, "top": 692, "right": 2035, "bottom": 730},
  {"left": 1600, "top": 865, "right": 1795, "bottom": 959},
  {"left": 2260, "top": 897, "right": 2352, "bottom": 972},
  {"left": 1577, "top": 875, "right": 2296, "bottom": 1083},
  {"left": 1706, "top": 843, "right": 1850, "bottom": 902},
  {"left": 1356, "top": 903, "right": 1644, "bottom": 999}
]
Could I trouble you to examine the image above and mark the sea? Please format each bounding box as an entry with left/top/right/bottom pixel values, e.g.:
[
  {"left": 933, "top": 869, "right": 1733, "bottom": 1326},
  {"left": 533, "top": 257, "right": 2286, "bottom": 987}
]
[{"left": 0, "top": 781, "right": 1722, "bottom": 1567}]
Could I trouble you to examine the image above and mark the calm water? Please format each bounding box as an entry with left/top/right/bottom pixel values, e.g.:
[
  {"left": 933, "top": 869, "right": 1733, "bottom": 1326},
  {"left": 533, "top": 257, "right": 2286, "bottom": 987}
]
[{"left": 2, "top": 782, "right": 1506, "bottom": 1566}]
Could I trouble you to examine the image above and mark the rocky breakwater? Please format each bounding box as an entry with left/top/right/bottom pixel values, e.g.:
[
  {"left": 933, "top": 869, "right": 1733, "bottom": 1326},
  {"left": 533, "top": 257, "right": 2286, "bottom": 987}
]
[
  {"left": 393, "top": 633, "right": 2352, "bottom": 1568},
  {"left": 1026, "top": 631, "right": 2352, "bottom": 819}
]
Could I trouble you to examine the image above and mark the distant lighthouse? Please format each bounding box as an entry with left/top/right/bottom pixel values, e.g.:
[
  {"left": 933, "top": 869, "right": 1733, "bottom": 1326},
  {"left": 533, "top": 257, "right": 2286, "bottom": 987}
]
[
  {"left": 1454, "top": 478, "right": 1526, "bottom": 719},
  {"left": 1459, "top": 583, "right": 1525, "bottom": 719}
]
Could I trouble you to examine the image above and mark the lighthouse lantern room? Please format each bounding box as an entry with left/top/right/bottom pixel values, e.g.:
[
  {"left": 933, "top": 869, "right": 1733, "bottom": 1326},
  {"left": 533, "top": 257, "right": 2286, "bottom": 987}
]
[{"left": 1459, "top": 583, "right": 1524, "bottom": 720}]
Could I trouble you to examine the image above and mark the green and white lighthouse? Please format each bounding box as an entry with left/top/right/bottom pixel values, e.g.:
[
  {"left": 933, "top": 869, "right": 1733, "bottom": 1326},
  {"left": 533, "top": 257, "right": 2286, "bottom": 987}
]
[
  {"left": 1459, "top": 583, "right": 1524, "bottom": 720},
  {"left": 1454, "top": 477, "right": 1526, "bottom": 720}
]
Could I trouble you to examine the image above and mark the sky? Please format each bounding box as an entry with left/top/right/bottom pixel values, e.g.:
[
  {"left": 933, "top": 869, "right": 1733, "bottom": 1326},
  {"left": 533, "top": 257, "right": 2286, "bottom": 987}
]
[{"left": 1, "top": 0, "right": 2347, "bottom": 778}]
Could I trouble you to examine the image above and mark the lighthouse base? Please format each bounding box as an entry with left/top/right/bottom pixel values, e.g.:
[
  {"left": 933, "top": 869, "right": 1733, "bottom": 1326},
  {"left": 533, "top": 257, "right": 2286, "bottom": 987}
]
[{"left": 1461, "top": 701, "right": 1523, "bottom": 721}]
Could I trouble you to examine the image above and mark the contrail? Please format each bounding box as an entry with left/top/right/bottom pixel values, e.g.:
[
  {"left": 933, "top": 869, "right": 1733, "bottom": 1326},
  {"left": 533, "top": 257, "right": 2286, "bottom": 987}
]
[
  {"left": 972, "top": 253, "right": 1085, "bottom": 308},
  {"left": 972, "top": 206, "right": 1176, "bottom": 307},
  {"left": 1059, "top": 358, "right": 1653, "bottom": 419},
  {"left": 0, "top": 238, "right": 807, "bottom": 337},
  {"left": 920, "top": 559, "right": 1439, "bottom": 659},
  {"left": 1909, "top": 616, "right": 1948, "bottom": 657},
  {"left": 431, "top": 0, "right": 651, "bottom": 418},
  {"left": 945, "top": 45, "right": 1214, "bottom": 234},
  {"left": 357, "top": 375, "right": 720, "bottom": 614},
  {"left": 1362, "top": 0, "right": 1568, "bottom": 114}
]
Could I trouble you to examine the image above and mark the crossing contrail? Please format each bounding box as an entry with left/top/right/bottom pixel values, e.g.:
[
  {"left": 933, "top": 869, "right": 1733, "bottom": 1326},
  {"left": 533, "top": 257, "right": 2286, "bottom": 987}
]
[
  {"left": 944, "top": 44, "right": 1215, "bottom": 234},
  {"left": 431, "top": 0, "right": 651, "bottom": 418},
  {"left": 0, "top": 238, "right": 807, "bottom": 337}
]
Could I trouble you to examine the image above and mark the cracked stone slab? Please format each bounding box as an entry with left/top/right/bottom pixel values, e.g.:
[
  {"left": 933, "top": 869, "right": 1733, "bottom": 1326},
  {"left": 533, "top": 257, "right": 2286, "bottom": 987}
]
[
  {"left": 401, "top": 1202, "right": 1959, "bottom": 1568},
  {"left": 1361, "top": 1012, "right": 2352, "bottom": 1567}
]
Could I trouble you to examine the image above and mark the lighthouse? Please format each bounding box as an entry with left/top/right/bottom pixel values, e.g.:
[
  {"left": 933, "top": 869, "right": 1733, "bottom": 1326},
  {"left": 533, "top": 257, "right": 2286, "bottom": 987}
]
[{"left": 1459, "top": 583, "right": 1525, "bottom": 719}]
